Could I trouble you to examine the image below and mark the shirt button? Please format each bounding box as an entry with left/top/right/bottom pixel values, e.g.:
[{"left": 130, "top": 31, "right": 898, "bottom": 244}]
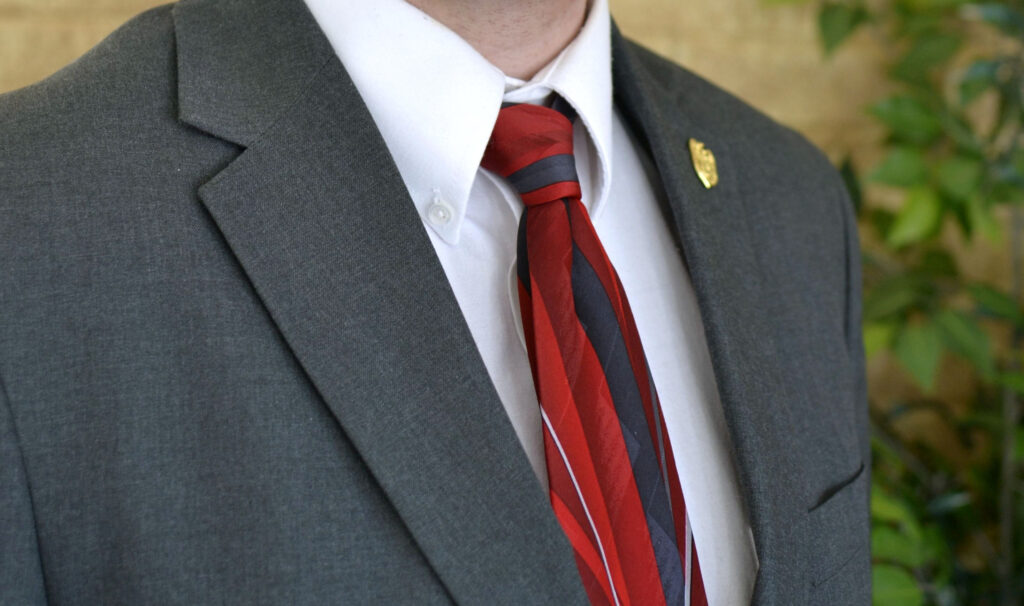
[{"left": 427, "top": 200, "right": 454, "bottom": 226}]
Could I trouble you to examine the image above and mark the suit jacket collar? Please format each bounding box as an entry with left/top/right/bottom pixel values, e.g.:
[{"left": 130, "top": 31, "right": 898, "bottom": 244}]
[
  {"left": 175, "top": 0, "right": 334, "bottom": 146},
  {"left": 173, "top": 0, "right": 808, "bottom": 602}
]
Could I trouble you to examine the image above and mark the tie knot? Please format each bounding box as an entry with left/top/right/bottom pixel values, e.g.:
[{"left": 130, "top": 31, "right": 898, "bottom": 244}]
[{"left": 481, "top": 103, "right": 582, "bottom": 207}]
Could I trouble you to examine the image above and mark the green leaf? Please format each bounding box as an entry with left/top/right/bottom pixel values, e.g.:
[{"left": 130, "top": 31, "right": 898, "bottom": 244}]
[
  {"left": 1016, "top": 426, "right": 1024, "bottom": 461},
  {"left": 864, "top": 322, "right": 898, "bottom": 357},
  {"left": 933, "top": 310, "right": 994, "bottom": 378},
  {"left": 926, "top": 491, "right": 971, "bottom": 514},
  {"left": 941, "top": 112, "right": 985, "bottom": 156},
  {"left": 863, "top": 276, "right": 922, "bottom": 321},
  {"left": 871, "top": 435, "right": 901, "bottom": 467},
  {"left": 872, "top": 486, "right": 916, "bottom": 526},
  {"left": 870, "top": 148, "right": 929, "bottom": 186},
  {"left": 959, "top": 411, "right": 1004, "bottom": 433},
  {"left": 887, "top": 187, "right": 942, "bottom": 248},
  {"left": 966, "top": 195, "right": 1002, "bottom": 243},
  {"left": 872, "top": 564, "right": 924, "bottom": 605},
  {"left": 869, "top": 96, "right": 942, "bottom": 145},
  {"left": 901, "top": 0, "right": 971, "bottom": 10},
  {"left": 872, "top": 526, "right": 927, "bottom": 567},
  {"left": 936, "top": 155, "right": 982, "bottom": 200},
  {"left": 819, "top": 3, "right": 869, "bottom": 55},
  {"left": 998, "top": 372, "right": 1024, "bottom": 396},
  {"left": 869, "top": 208, "right": 896, "bottom": 239},
  {"left": 891, "top": 32, "right": 962, "bottom": 85},
  {"left": 898, "top": 11, "right": 943, "bottom": 36},
  {"left": 871, "top": 485, "right": 924, "bottom": 542},
  {"left": 969, "top": 284, "right": 1024, "bottom": 324},
  {"left": 917, "top": 249, "right": 958, "bottom": 278},
  {"left": 965, "top": 4, "right": 1024, "bottom": 35},
  {"left": 893, "top": 321, "right": 944, "bottom": 390},
  {"left": 960, "top": 59, "right": 1001, "bottom": 104},
  {"left": 920, "top": 525, "right": 952, "bottom": 578}
]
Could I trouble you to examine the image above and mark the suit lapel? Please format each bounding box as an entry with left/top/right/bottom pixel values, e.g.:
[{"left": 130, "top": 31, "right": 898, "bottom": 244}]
[
  {"left": 610, "top": 27, "right": 811, "bottom": 602},
  {"left": 173, "top": 0, "right": 587, "bottom": 603}
]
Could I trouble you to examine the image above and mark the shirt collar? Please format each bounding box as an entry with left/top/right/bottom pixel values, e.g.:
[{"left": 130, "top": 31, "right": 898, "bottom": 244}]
[{"left": 302, "top": 0, "right": 613, "bottom": 245}]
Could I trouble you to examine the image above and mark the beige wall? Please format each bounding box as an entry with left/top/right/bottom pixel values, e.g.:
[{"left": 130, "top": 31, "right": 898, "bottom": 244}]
[{"left": 0, "top": 2, "right": 145, "bottom": 94}]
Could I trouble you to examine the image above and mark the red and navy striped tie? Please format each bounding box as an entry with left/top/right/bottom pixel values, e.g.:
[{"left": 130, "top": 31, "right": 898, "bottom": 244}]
[{"left": 482, "top": 102, "right": 708, "bottom": 606}]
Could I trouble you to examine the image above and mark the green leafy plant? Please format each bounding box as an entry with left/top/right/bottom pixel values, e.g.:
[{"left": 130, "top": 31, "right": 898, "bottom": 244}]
[{"left": 770, "top": 0, "right": 1024, "bottom": 604}]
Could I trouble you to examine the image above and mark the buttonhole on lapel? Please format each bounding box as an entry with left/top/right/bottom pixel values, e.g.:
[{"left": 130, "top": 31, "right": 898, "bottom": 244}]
[{"left": 808, "top": 461, "right": 865, "bottom": 513}]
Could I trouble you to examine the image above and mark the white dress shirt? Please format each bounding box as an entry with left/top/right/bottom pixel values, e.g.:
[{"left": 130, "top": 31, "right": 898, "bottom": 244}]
[{"left": 301, "top": 0, "right": 758, "bottom": 602}]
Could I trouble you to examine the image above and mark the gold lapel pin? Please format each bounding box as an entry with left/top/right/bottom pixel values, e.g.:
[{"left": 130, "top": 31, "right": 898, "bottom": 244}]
[{"left": 688, "top": 138, "right": 718, "bottom": 189}]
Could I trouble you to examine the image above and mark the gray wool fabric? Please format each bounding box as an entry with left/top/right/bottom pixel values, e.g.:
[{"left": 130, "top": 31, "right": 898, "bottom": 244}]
[{"left": 0, "top": 0, "right": 870, "bottom": 604}]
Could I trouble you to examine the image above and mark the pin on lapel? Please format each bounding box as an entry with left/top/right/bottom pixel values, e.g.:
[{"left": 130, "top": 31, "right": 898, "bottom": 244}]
[{"left": 688, "top": 138, "right": 718, "bottom": 189}]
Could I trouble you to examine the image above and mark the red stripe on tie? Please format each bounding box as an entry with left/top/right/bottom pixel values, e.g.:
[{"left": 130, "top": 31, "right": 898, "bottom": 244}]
[
  {"left": 483, "top": 105, "right": 575, "bottom": 176},
  {"left": 542, "top": 421, "right": 600, "bottom": 563},
  {"left": 545, "top": 436, "right": 602, "bottom": 567},
  {"left": 574, "top": 553, "right": 614, "bottom": 606},
  {"left": 528, "top": 267, "right": 630, "bottom": 603},
  {"left": 547, "top": 448, "right": 616, "bottom": 606},
  {"left": 691, "top": 547, "right": 708, "bottom": 606},
  {"left": 527, "top": 203, "right": 666, "bottom": 606}
]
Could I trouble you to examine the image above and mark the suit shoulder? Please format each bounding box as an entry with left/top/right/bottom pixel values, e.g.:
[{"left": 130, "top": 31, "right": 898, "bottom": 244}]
[
  {"left": 0, "top": 4, "right": 177, "bottom": 151},
  {"left": 0, "top": 1, "right": 236, "bottom": 267}
]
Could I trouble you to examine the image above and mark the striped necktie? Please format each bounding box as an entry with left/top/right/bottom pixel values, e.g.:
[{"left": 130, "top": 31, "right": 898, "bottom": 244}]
[{"left": 481, "top": 102, "right": 708, "bottom": 606}]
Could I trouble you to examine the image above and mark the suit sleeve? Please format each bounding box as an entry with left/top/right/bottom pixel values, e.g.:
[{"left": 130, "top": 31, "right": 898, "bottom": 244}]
[{"left": 0, "top": 373, "right": 48, "bottom": 604}]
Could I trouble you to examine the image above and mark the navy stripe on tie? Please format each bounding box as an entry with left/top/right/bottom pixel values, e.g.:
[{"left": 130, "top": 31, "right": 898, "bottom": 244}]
[
  {"left": 569, "top": 229, "right": 686, "bottom": 605},
  {"left": 500, "top": 99, "right": 577, "bottom": 121},
  {"left": 506, "top": 154, "right": 578, "bottom": 195},
  {"left": 551, "top": 96, "right": 578, "bottom": 121},
  {"left": 517, "top": 212, "right": 530, "bottom": 294}
]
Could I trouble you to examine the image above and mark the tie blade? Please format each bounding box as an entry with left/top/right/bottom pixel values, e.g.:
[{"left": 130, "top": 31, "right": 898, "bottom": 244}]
[{"left": 489, "top": 97, "right": 706, "bottom": 606}]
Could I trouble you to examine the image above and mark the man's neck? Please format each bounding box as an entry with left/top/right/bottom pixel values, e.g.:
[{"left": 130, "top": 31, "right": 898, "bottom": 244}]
[{"left": 405, "top": 0, "right": 589, "bottom": 80}]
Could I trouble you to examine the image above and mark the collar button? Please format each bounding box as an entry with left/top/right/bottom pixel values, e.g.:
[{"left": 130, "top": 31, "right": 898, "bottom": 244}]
[{"left": 427, "top": 199, "right": 454, "bottom": 226}]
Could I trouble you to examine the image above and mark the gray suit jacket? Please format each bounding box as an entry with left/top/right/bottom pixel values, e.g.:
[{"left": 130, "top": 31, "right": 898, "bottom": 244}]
[{"left": 0, "top": 0, "right": 870, "bottom": 603}]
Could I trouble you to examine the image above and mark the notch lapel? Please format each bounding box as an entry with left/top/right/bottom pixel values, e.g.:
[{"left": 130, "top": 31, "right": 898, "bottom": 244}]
[
  {"left": 610, "top": 28, "right": 817, "bottom": 602},
  {"left": 173, "top": 0, "right": 587, "bottom": 603}
]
